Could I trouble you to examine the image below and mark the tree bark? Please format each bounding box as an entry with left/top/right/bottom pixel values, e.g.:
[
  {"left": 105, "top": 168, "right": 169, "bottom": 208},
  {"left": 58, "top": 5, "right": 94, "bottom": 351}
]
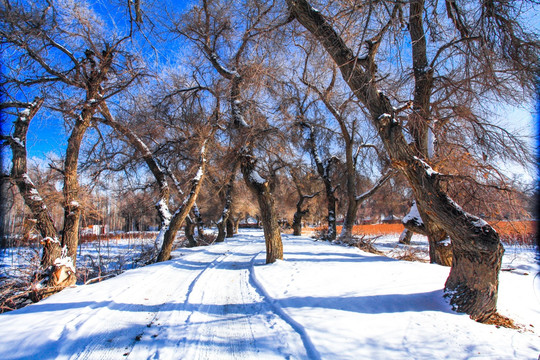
[
  {"left": 184, "top": 217, "right": 197, "bottom": 247},
  {"left": 398, "top": 229, "right": 413, "bottom": 245},
  {"left": 156, "top": 142, "right": 208, "bottom": 262},
  {"left": 216, "top": 163, "right": 238, "bottom": 242},
  {"left": 228, "top": 217, "right": 238, "bottom": 236},
  {"left": 3, "top": 98, "right": 62, "bottom": 268},
  {"left": 290, "top": 172, "right": 318, "bottom": 236},
  {"left": 287, "top": 0, "right": 504, "bottom": 321},
  {"left": 408, "top": 0, "right": 452, "bottom": 266},
  {"left": 62, "top": 105, "right": 96, "bottom": 267},
  {"left": 62, "top": 48, "right": 113, "bottom": 268},
  {"left": 340, "top": 171, "right": 394, "bottom": 241},
  {"left": 300, "top": 122, "right": 338, "bottom": 240},
  {"left": 240, "top": 153, "right": 283, "bottom": 263},
  {"left": 292, "top": 211, "right": 305, "bottom": 236}
]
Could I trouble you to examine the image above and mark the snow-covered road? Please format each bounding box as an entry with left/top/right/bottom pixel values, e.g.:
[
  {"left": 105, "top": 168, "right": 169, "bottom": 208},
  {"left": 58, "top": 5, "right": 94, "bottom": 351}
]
[{"left": 0, "top": 230, "right": 538, "bottom": 359}]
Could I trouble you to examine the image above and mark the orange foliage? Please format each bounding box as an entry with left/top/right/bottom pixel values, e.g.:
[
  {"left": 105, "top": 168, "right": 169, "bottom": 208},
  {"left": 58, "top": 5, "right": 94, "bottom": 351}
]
[
  {"left": 310, "top": 221, "right": 536, "bottom": 245},
  {"left": 491, "top": 221, "right": 536, "bottom": 245},
  {"left": 491, "top": 221, "right": 536, "bottom": 237},
  {"left": 311, "top": 224, "right": 405, "bottom": 236}
]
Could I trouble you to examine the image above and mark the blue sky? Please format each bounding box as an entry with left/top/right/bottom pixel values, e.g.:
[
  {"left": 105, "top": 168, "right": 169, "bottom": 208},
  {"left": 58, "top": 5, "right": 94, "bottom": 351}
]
[{"left": 2, "top": 0, "right": 538, "bottom": 187}]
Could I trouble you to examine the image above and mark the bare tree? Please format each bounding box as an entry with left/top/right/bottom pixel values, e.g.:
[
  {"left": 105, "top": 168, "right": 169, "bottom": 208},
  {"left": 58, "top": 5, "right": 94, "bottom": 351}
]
[
  {"left": 289, "top": 167, "right": 319, "bottom": 236},
  {"left": 1, "top": 0, "right": 144, "bottom": 292},
  {"left": 175, "top": 0, "right": 286, "bottom": 262},
  {"left": 285, "top": 0, "right": 537, "bottom": 323},
  {"left": 1, "top": 99, "right": 62, "bottom": 275},
  {"left": 157, "top": 136, "right": 211, "bottom": 262},
  {"left": 298, "top": 122, "right": 339, "bottom": 239}
]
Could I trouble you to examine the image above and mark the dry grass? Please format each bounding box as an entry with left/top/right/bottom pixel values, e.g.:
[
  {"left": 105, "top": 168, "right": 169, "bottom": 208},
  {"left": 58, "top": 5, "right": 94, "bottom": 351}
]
[
  {"left": 79, "top": 232, "right": 158, "bottom": 244},
  {"left": 482, "top": 313, "right": 519, "bottom": 329}
]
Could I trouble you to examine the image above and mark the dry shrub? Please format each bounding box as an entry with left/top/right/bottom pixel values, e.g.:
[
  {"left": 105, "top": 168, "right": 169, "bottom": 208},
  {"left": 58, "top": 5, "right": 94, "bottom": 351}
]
[
  {"left": 0, "top": 278, "right": 33, "bottom": 313},
  {"left": 0, "top": 248, "right": 40, "bottom": 313},
  {"left": 388, "top": 246, "right": 429, "bottom": 263},
  {"left": 79, "top": 232, "right": 158, "bottom": 244},
  {"left": 196, "top": 232, "right": 217, "bottom": 247},
  {"left": 350, "top": 224, "right": 405, "bottom": 236},
  {"left": 310, "top": 224, "right": 405, "bottom": 237},
  {"left": 344, "top": 235, "right": 384, "bottom": 255}
]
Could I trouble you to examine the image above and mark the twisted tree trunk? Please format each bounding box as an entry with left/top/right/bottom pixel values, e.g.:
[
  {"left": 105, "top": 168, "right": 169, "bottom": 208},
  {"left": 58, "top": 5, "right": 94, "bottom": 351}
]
[
  {"left": 156, "top": 141, "right": 208, "bottom": 262},
  {"left": 3, "top": 99, "right": 62, "bottom": 269},
  {"left": 287, "top": 0, "right": 504, "bottom": 321},
  {"left": 300, "top": 122, "right": 338, "bottom": 240},
  {"left": 216, "top": 162, "right": 238, "bottom": 243},
  {"left": 240, "top": 153, "right": 283, "bottom": 263}
]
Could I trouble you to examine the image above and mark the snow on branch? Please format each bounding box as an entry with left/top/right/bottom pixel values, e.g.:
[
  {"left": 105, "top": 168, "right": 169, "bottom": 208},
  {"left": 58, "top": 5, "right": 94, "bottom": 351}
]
[
  {"left": 413, "top": 156, "right": 439, "bottom": 177},
  {"left": 402, "top": 201, "right": 424, "bottom": 227}
]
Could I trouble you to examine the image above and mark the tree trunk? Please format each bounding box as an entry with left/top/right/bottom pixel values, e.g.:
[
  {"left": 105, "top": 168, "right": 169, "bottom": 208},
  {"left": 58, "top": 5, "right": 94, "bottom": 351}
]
[
  {"left": 192, "top": 204, "right": 204, "bottom": 240},
  {"left": 228, "top": 218, "right": 237, "bottom": 236},
  {"left": 408, "top": 0, "right": 452, "bottom": 266},
  {"left": 292, "top": 210, "right": 306, "bottom": 236},
  {"left": 287, "top": 0, "right": 504, "bottom": 321},
  {"left": 340, "top": 171, "right": 394, "bottom": 241},
  {"left": 185, "top": 217, "right": 197, "bottom": 247},
  {"left": 240, "top": 154, "right": 283, "bottom": 263},
  {"left": 156, "top": 142, "right": 207, "bottom": 262},
  {"left": 339, "top": 208, "right": 356, "bottom": 240},
  {"left": 216, "top": 218, "right": 228, "bottom": 243},
  {"left": 4, "top": 99, "right": 62, "bottom": 269},
  {"left": 398, "top": 229, "right": 412, "bottom": 245},
  {"left": 291, "top": 185, "right": 317, "bottom": 236},
  {"left": 216, "top": 165, "right": 237, "bottom": 243},
  {"left": 62, "top": 111, "right": 92, "bottom": 267},
  {"left": 403, "top": 201, "right": 452, "bottom": 266},
  {"left": 300, "top": 123, "right": 338, "bottom": 240}
]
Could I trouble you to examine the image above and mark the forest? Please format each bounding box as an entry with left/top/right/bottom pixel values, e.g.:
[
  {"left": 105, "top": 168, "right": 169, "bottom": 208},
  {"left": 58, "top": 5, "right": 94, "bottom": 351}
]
[{"left": 0, "top": 0, "right": 538, "bottom": 354}]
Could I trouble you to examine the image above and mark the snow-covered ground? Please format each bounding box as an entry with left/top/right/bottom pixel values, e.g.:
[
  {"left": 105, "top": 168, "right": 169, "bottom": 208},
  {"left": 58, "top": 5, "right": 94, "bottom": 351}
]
[{"left": 0, "top": 229, "right": 538, "bottom": 359}]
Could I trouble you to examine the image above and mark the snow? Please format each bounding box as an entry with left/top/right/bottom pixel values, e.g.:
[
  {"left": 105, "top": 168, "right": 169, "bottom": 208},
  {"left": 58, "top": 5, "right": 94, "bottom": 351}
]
[
  {"left": 155, "top": 199, "right": 172, "bottom": 224},
  {"left": 427, "top": 123, "right": 435, "bottom": 158},
  {"left": 249, "top": 169, "right": 267, "bottom": 185},
  {"left": 193, "top": 167, "right": 204, "bottom": 181},
  {"left": 402, "top": 200, "right": 423, "bottom": 225},
  {"left": 472, "top": 217, "right": 489, "bottom": 229},
  {"left": 41, "top": 237, "right": 61, "bottom": 245},
  {"left": 69, "top": 200, "right": 79, "bottom": 207},
  {"left": 413, "top": 156, "right": 439, "bottom": 177},
  {"left": 12, "top": 137, "right": 24, "bottom": 147},
  {"left": 0, "top": 230, "right": 538, "bottom": 359},
  {"left": 20, "top": 108, "right": 30, "bottom": 116},
  {"left": 21, "top": 173, "right": 35, "bottom": 186},
  {"left": 54, "top": 246, "right": 76, "bottom": 273}
]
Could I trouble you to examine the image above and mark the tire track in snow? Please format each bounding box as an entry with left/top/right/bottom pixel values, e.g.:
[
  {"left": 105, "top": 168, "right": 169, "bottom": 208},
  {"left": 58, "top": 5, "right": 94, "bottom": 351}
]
[
  {"left": 170, "top": 241, "right": 310, "bottom": 359},
  {"left": 248, "top": 253, "right": 321, "bottom": 360},
  {"left": 64, "top": 249, "right": 226, "bottom": 359},
  {"left": 63, "top": 264, "right": 193, "bottom": 359}
]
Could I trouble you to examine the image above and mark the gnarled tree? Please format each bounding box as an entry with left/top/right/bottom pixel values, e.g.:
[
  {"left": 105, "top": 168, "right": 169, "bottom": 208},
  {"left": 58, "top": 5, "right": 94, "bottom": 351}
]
[{"left": 285, "top": 0, "right": 537, "bottom": 323}]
